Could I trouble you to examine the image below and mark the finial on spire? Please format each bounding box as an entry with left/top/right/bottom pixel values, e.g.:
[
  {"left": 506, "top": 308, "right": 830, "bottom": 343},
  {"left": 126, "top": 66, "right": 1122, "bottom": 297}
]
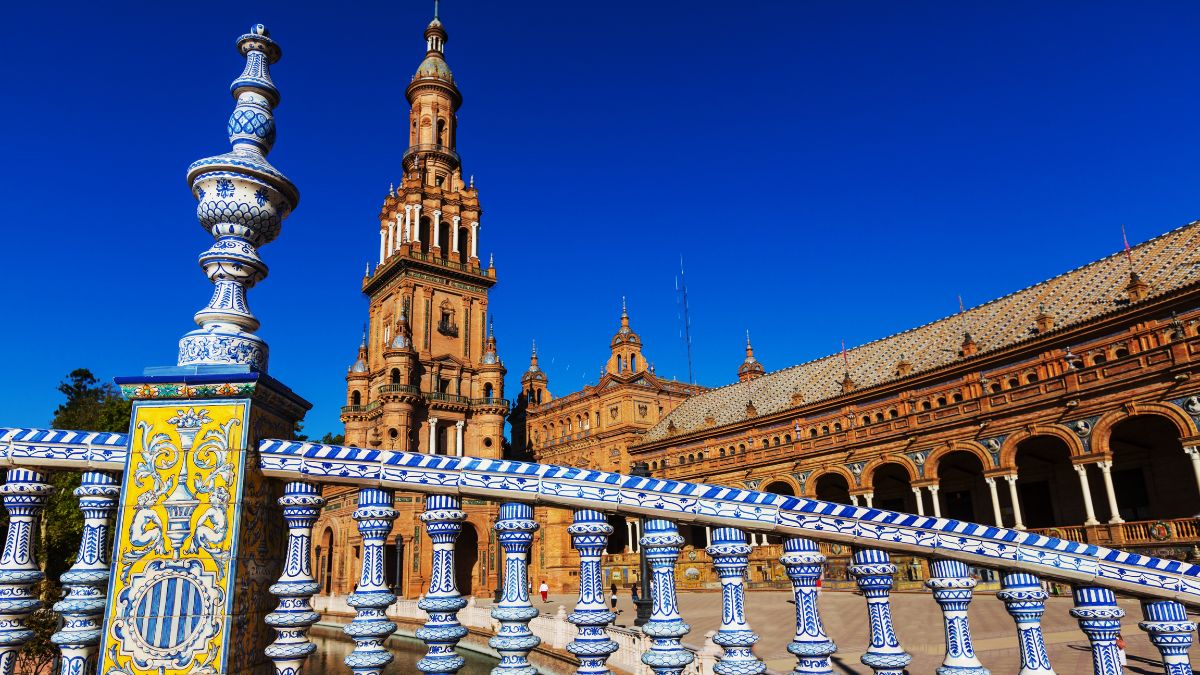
[
  {"left": 434, "top": 0, "right": 440, "bottom": 19},
  {"left": 622, "top": 295, "right": 628, "bottom": 316},
  {"left": 361, "top": 324, "right": 367, "bottom": 347},
  {"left": 488, "top": 314, "right": 494, "bottom": 338},
  {"left": 532, "top": 340, "right": 537, "bottom": 357},
  {"left": 177, "top": 24, "right": 298, "bottom": 374},
  {"left": 469, "top": 174, "right": 474, "bottom": 188},
  {"left": 746, "top": 329, "right": 753, "bottom": 350},
  {"left": 389, "top": 181, "right": 394, "bottom": 195},
  {"left": 364, "top": 263, "right": 370, "bottom": 277},
  {"left": 488, "top": 252, "right": 494, "bottom": 268}
]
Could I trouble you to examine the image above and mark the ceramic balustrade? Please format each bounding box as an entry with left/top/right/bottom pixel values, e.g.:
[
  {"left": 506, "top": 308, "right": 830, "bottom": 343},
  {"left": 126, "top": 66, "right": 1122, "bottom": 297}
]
[
  {"left": 0, "top": 468, "right": 50, "bottom": 675},
  {"left": 780, "top": 536, "right": 836, "bottom": 674},
  {"left": 641, "top": 518, "right": 694, "bottom": 675},
  {"left": 567, "top": 509, "right": 619, "bottom": 675},
  {"left": 490, "top": 502, "right": 540, "bottom": 674},
  {"left": 996, "top": 571, "right": 1055, "bottom": 675},
  {"left": 265, "top": 481, "right": 325, "bottom": 675},
  {"left": 344, "top": 487, "right": 398, "bottom": 675},
  {"left": 927, "top": 559, "right": 988, "bottom": 675},
  {"left": 417, "top": 494, "right": 469, "bottom": 675},
  {"left": 1138, "top": 599, "right": 1195, "bottom": 675},
  {"left": 849, "top": 548, "right": 911, "bottom": 675},
  {"left": 705, "top": 527, "right": 764, "bottom": 675}
]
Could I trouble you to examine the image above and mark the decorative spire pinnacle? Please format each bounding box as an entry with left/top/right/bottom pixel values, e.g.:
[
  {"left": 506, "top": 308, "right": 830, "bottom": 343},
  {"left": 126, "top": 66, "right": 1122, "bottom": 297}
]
[
  {"left": 434, "top": 0, "right": 440, "bottom": 20},
  {"left": 738, "top": 330, "right": 765, "bottom": 382},
  {"left": 178, "top": 25, "right": 298, "bottom": 373}
]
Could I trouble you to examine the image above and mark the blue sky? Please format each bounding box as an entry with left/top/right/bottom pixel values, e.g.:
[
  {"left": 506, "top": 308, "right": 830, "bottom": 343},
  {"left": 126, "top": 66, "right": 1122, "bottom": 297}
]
[{"left": 3, "top": 1, "right": 1200, "bottom": 437}]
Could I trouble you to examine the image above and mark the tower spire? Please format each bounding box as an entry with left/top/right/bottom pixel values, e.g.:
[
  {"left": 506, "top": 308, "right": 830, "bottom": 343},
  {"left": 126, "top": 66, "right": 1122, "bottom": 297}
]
[
  {"left": 738, "top": 330, "right": 765, "bottom": 382},
  {"left": 179, "top": 25, "right": 298, "bottom": 374}
]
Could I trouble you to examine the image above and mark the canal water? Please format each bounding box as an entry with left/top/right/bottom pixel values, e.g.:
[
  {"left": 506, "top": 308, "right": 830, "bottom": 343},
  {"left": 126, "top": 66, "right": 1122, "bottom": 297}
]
[{"left": 308, "top": 625, "right": 499, "bottom": 674}]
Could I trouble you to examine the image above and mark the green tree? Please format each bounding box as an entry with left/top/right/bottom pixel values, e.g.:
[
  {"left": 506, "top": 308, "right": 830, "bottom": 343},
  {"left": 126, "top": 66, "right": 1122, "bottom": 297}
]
[{"left": 318, "top": 432, "right": 345, "bottom": 445}]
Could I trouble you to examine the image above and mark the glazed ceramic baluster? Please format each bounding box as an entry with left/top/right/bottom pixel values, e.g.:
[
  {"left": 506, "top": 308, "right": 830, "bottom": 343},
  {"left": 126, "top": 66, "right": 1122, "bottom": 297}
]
[
  {"left": 417, "top": 495, "right": 469, "bottom": 675},
  {"left": 0, "top": 468, "right": 50, "bottom": 675},
  {"left": 51, "top": 471, "right": 117, "bottom": 675},
  {"left": 780, "top": 537, "right": 836, "bottom": 675},
  {"left": 490, "top": 503, "right": 540, "bottom": 674},
  {"left": 996, "top": 572, "right": 1055, "bottom": 675},
  {"left": 567, "top": 510, "right": 618, "bottom": 675},
  {"left": 344, "top": 488, "right": 398, "bottom": 675},
  {"left": 849, "top": 548, "right": 911, "bottom": 675},
  {"left": 706, "top": 528, "right": 765, "bottom": 675},
  {"left": 640, "top": 519, "right": 694, "bottom": 675},
  {"left": 265, "top": 482, "right": 325, "bottom": 675},
  {"left": 926, "top": 559, "right": 989, "bottom": 674},
  {"left": 1069, "top": 586, "right": 1125, "bottom": 675},
  {"left": 1138, "top": 600, "right": 1195, "bottom": 675}
]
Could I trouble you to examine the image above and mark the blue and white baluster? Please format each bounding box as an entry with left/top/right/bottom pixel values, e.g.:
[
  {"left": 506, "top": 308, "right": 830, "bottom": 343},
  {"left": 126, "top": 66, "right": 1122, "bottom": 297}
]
[
  {"left": 490, "top": 503, "right": 540, "bottom": 674},
  {"left": 50, "top": 471, "right": 117, "bottom": 675},
  {"left": 706, "top": 528, "right": 765, "bottom": 675},
  {"left": 1138, "top": 600, "right": 1195, "bottom": 675},
  {"left": 567, "top": 510, "right": 618, "bottom": 675},
  {"left": 417, "top": 495, "right": 469, "bottom": 675},
  {"left": 849, "top": 548, "right": 911, "bottom": 675},
  {"left": 344, "top": 488, "right": 398, "bottom": 675},
  {"left": 927, "top": 559, "right": 989, "bottom": 675},
  {"left": 780, "top": 537, "right": 836, "bottom": 675},
  {"left": 1069, "top": 586, "right": 1125, "bottom": 675},
  {"left": 996, "top": 572, "right": 1055, "bottom": 675},
  {"left": 266, "top": 482, "right": 325, "bottom": 675},
  {"left": 0, "top": 468, "right": 50, "bottom": 675},
  {"left": 640, "top": 519, "right": 694, "bottom": 675}
]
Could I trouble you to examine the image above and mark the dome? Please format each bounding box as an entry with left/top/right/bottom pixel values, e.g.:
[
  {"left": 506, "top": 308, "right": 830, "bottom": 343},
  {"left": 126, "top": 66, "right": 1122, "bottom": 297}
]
[{"left": 414, "top": 54, "right": 454, "bottom": 82}]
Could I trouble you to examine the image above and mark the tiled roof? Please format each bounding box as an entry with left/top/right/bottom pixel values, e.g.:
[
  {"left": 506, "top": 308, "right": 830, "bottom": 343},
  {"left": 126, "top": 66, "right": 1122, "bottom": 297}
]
[{"left": 644, "top": 221, "right": 1200, "bottom": 442}]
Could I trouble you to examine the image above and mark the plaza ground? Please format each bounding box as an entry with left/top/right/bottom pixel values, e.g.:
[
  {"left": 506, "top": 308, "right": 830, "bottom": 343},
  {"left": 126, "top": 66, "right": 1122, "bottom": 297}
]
[{"left": 480, "top": 588, "right": 1181, "bottom": 674}]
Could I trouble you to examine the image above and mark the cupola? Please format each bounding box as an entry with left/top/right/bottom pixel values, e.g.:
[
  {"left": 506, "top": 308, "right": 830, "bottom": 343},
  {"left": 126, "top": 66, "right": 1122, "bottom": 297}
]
[{"left": 737, "top": 331, "right": 765, "bottom": 382}]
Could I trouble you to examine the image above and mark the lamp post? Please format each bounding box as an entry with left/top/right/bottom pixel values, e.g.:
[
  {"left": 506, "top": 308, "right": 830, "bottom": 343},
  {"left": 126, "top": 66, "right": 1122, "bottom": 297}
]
[{"left": 631, "top": 461, "right": 653, "bottom": 627}]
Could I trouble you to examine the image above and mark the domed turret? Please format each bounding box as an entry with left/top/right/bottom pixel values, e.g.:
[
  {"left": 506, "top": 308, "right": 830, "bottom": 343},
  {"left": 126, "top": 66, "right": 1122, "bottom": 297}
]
[
  {"left": 349, "top": 332, "right": 369, "bottom": 373},
  {"left": 522, "top": 341, "right": 549, "bottom": 405},
  {"left": 610, "top": 296, "right": 642, "bottom": 349},
  {"left": 388, "top": 305, "right": 414, "bottom": 352},
  {"left": 738, "top": 331, "right": 765, "bottom": 382},
  {"left": 607, "top": 298, "right": 647, "bottom": 376}
]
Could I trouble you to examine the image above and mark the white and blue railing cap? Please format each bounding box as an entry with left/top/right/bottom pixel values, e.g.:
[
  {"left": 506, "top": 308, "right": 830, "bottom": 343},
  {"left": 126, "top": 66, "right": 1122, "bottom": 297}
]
[
  {"left": 0, "top": 427, "right": 128, "bottom": 471},
  {"left": 258, "top": 439, "right": 1200, "bottom": 606}
]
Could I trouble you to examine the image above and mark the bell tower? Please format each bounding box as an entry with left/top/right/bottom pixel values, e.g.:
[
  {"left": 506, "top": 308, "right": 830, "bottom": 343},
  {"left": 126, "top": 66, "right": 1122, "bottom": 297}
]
[
  {"left": 607, "top": 298, "right": 647, "bottom": 376},
  {"left": 341, "top": 5, "right": 502, "bottom": 461}
]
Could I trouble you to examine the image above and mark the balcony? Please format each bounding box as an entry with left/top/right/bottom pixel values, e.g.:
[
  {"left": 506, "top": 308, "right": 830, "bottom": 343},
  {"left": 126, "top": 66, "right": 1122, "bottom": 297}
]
[
  {"left": 378, "top": 383, "right": 421, "bottom": 395},
  {"left": 426, "top": 391, "right": 470, "bottom": 405},
  {"left": 401, "top": 143, "right": 460, "bottom": 166}
]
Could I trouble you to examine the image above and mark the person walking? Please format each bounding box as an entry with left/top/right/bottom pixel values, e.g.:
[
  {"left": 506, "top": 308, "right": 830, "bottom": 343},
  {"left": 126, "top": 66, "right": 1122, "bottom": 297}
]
[
  {"left": 610, "top": 583, "right": 619, "bottom": 612},
  {"left": 630, "top": 582, "right": 640, "bottom": 603},
  {"left": 539, "top": 580, "right": 549, "bottom": 603}
]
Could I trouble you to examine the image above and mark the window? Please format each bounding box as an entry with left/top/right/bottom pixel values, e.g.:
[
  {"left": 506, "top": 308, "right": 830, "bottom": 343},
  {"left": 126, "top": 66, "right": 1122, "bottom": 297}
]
[
  {"left": 1006, "top": 378, "right": 1019, "bottom": 389},
  {"left": 351, "top": 391, "right": 361, "bottom": 406},
  {"left": 738, "top": 443, "right": 746, "bottom": 452},
  {"left": 1025, "top": 372, "right": 1039, "bottom": 384},
  {"left": 773, "top": 437, "right": 780, "bottom": 446},
  {"left": 1092, "top": 353, "right": 1107, "bottom": 365},
  {"left": 1113, "top": 347, "right": 1129, "bottom": 358},
  {"left": 484, "top": 383, "right": 493, "bottom": 399},
  {"left": 834, "top": 422, "right": 843, "bottom": 432},
  {"left": 719, "top": 448, "right": 726, "bottom": 457},
  {"left": 809, "top": 428, "right": 818, "bottom": 438},
  {"left": 630, "top": 355, "right": 638, "bottom": 371},
  {"left": 921, "top": 400, "right": 932, "bottom": 411},
  {"left": 784, "top": 434, "right": 792, "bottom": 443},
  {"left": 888, "top": 408, "right": 898, "bottom": 419},
  {"left": 876, "top": 412, "right": 885, "bottom": 423},
  {"left": 952, "top": 393, "right": 963, "bottom": 403},
  {"left": 936, "top": 396, "right": 947, "bottom": 407},
  {"left": 762, "top": 439, "right": 769, "bottom": 449},
  {"left": 390, "top": 368, "right": 400, "bottom": 384},
  {"left": 989, "top": 383, "right": 1002, "bottom": 394},
  {"left": 862, "top": 415, "right": 871, "bottom": 426},
  {"left": 821, "top": 426, "right": 829, "bottom": 435}
]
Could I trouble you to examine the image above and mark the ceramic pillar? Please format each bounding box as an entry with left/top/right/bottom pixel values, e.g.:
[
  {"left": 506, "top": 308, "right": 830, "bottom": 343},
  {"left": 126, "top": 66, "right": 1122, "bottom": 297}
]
[
  {"left": 984, "top": 477, "right": 1002, "bottom": 526},
  {"left": 640, "top": 519, "right": 694, "bottom": 675},
  {"left": 706, "top": 528, "right": 765, "bottom": 675},
  {"left": 0, "top": 469, "right": 50, "bottom": 675},
  {"left": 1073, "top": 465, "right": 1100, "bottom": 526},
  {"left": 781, "top": 537, "right": 836, "bottom": 674},
  {"left": 567, "top": 510, "right": 618, "bottom": 675},
  {"left": 1096, "top": 461, "right": 1124, "bottom": 524},
  {"left": 926, "top": 559, "right": 988, "bottom": 674},
  {"left": 51, "top": 471, "right": 118, "bottom": 675},
  {"left": 265, "top": 482, "right": 325, "bottom": 675},
  {"left": 344, "top": 488, "right": 398, "bottom": 675},
  {"left": 1069, "top": 586, "right": 1125, "bottom": 675},
  {"left": 1138, "top": 599, "right": 1195, "bottom": 675},
  {"left": 850, "top": 548, "right": 911, "bottom": 675},
  {"left": 1005, "top": 475, "right": 1025, "bottom": 530},
  {"left": 417, "top": 495, "right": 469, "bottom": 675},
  {"left": 996, "top": 572, "right": 1055, "bottom": 674},
  {"left": 490, "top": 503, "right": 540, "bottom": 674}
]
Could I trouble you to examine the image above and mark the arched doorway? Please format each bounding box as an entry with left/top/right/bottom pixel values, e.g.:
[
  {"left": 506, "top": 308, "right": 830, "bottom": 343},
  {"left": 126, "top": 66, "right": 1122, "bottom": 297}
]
[
  {"left": 763, "top": 481, "right": 794, "bottom": 496},
  {"left": 455, "top": 523, "right": 480, "bottom": 597},
  {"left": 1109, "top": 415, "right": 1197, "bottom": 521},
  {"left": 1015, "top": 435, "right": 1082, "bottom": 528},
  {"left": 814, "top": 473, "right": 851, "bottom": 505},
  {"left": 937, "top": 452, "right": 988, "bottom": 522},
  {"left": 318, "top": 527, "right": 334, "bottom": 595},
  {"left": 871, "top": 463, "right": 915, "bottom": 513},
  {"left": 606, "top": 514, "right": 630, "bottom": 554}
]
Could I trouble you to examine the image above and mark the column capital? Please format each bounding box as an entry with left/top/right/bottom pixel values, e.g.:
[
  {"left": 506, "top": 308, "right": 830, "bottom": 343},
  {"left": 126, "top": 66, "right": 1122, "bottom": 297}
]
[
  {"left": 1003, "top": 473, "right": 1019, "bottom": 484},
  {"left": 455, "top": 420, "right": 464, "bottom": 429},
  {"left": 928, "top": 485, "right": 941, "bottom": 493},
  {"left": 1185, "top": 445, "right": 1200, "bottom": 457},
  {"left": 983, "top": 476, "right": 996, "bottom": 486},
  {"left": 452, "top": 214, "right": 461, "bottom": 224},
  {"left": 433, "top": 209, "right": 442, "bottom": 218},
  {"left": 1073, "top": 463, "right": 1089, "bottom": 475},
  {"left": 430, "top": 416, "right": 439, "bottom": 424},
  {"left": 405, "top": 204, "right": 412, "bottom": 212},
  {"left": 1096, "top": 460, "right": 1113, "bottom": 471}
]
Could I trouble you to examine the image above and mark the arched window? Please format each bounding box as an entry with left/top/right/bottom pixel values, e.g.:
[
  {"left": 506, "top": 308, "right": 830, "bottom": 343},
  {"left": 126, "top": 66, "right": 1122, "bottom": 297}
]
[
  {"left": 436, "top": 119, "right": 446, "bottom": 145},
  {"left": 833, "top": 422, "right": 843, "bottom": 432},
  {"left": 390, "top": 368, "right": 400, "bottom": 385},
  {"left": 936, "top": 396, "right": 947, "bottom": 407},
  {"left": 630, "top": 354, "right": 638, "bottom": 372},
  {"left": 1025, "top": 372, "right": 1039, "bottom": 384},
  {"left": 594, "top": 411, "right": 600, "bottom": 427},
  {"left": 1092, "top": 353, "right": 1107, "bottom": 365},
  {"left": 952, "top": 393, "right": 963, "bottom": 403},
  {"left": 719, "top": 448, "right": 726, "bottom": 457},
  {"left": 888, "top": 408, "right": 898, "bottom": 419},
  {"left": 438, "top": 220, "right": 452, "bottom": 260},
  {"left": 989, "top": 382, "right": 1002, "bottom": 394},
  {"left": 862, "top": 415, "right": 871, "bottom": 426},
  {"left": 784, "top": 434, "right": 792, "bottom": 443},
  {"left": 738, "top": 443, "right": 746, "bottom": 452},
  {"left": 1113, "top": 346, "right": 1129, "bottom": 358},
  {"left": 457, "top": 227, "right": 469, "bottom": 264},
  {"left": 351, "top": 391, "right": 361, "bottom": 406},
  {"left": 419, "top": 217, "right": 431, "bottom": 254},
  {"left": 1006, "top": 377, "right": 1020, "bottom": 389},
  {"left": 809, "top": 428, "right": 818, "bottom": 438},
  {"left": 875, "top": 412, "right": 885, "bottom": 423},
  {"left": 921, "top": 400, "right": 932, "bottom": 411},
  {"left": 821, "top": 425, "right": 830, "bottom": 435},
  {"left": 484, "top": 382, "right": 493, "bottom": 399}
]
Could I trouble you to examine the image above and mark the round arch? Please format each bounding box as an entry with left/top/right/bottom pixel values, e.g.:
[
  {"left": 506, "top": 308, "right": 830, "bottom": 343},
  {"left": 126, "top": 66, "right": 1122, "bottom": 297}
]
[
  {"left": 1091, "top": 404, "right": 1198, "bottom": 456},
  {"left": 927, "top": 442, "right": 993, "bottom": 480},
  {"left": 868, "top": 461, "right": 917, "bottom": 513},
  {"left": 806, "top": 466, "right": 856, "bottom": 498},
  {"left": 999, "top": 425, "right": 1087, "bottom": 469},
  {"left": 455, "top": 522, "right": 480, "bottom": 597},
  {"left": 762, "top": 479, "right": 797, "bottom": 497},
  {"left": 861, "top": 455, "right": 919, "bottom": 490}
]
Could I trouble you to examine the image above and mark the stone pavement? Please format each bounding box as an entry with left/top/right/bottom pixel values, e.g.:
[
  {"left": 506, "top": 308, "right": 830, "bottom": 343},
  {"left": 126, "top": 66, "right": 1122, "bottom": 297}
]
[{"left": 503, "top": 589, "right": 1186, "bottom": 674}]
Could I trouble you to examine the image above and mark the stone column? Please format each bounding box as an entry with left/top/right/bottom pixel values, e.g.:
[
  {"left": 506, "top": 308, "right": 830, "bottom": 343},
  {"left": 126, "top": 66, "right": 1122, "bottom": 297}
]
[
  {"left": 1073, "top": 464, "right": 1100, "bottom": 526},
  {"left": 849, "top": 494, "right": 860, "bottom": 507},
  {"left": 1096, "top": 461, "right": 1124, "bottom": 524},
  {"left": 404, "top": 204, "right": 412, "bottom": 242},
  {"left": 625, "top": 519, "right": 635, "bottom": 554},
  {"left": 428, "top": 417, "right": 439, "bottom": 454},
  {"left": 1005, "top": 475, "right": 1026, "bottom": 530},
  {"left": 862, "top": 492, "right": 874, "bottom": 508},
  {"left": 705, "top": 527, "right": 713, "bottom": 548},
  {"left": 984, "top": 477, "right": 1003, "bottom": 526},
  {"left": 490, "top": 503, "right": 540, "bottom": 673},
  {"left": 52, "top": 471, "right": 119, "bottom": 675},
  {"left": 387, "top": 217, "right": 395, "bottom": 256},
  {"left": 378, "top": 228, "right": 385, "bottom": 264},
  {"left": 470, "top": 221, "right": 479, "bottom": 259},
  {"left": 432, "top": 209, "right": 442, "bottom": 248},
  {"left": 929, "top": 486, "right": 943, "bottom": 518},
  {"left": 452, "top": 215, "right": 461, "bottom": 253},
  {"left": 706, "top": 528, "right": 765, "bottom": 675},
  {"left": 413, "top": 204, "right": 422, "bottom": 243},
  {"left": 568, "top": 510, "right": 618, "bottom": 675},
  {"left": 912, "top": 487, "right": 925, "bottom": 516},
  {"left": 781, "top": 537, "right": 837, "bottom": 674},
  {"left": 1185, "top": 446, "right": 1200, "bottom": 501},
  {"left": 344, "top": 488, "right": 398, "bottom": 674},
  {"left": 455, "top": 420, "right": 465, "bottom": 457}
]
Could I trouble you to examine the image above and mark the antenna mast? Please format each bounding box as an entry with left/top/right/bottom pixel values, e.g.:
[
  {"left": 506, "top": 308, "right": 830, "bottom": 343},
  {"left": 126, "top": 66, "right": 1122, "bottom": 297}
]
[{"left": 677, "top": 255, "right": 696, "bottom": 384}]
